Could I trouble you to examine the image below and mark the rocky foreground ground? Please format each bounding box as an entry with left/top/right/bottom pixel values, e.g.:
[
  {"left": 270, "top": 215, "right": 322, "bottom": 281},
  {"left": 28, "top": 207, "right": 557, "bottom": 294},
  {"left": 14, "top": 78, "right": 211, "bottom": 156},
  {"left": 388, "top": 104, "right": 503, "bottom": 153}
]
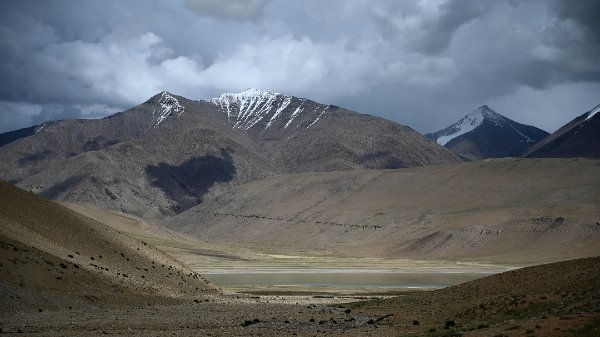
[{"left": 2, "top": 257, "right": 599, "bottom": 336}]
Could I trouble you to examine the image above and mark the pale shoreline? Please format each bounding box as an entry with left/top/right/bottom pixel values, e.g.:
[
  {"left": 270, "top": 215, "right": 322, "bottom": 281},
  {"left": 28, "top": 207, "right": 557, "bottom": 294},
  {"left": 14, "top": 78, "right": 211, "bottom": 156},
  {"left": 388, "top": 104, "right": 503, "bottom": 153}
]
[
  {"left": 201, "top": 267, "right": 509, "bottom": 295},
  {"left": 195, "top": 266, "right": 515, "bottom": 274}
]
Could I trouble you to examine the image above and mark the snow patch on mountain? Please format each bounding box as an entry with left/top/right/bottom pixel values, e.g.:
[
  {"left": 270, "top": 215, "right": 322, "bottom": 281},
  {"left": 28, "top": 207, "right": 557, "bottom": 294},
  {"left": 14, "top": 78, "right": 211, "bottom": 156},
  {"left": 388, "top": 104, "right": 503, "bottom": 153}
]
[
  {"left": 306, "top": 110, "right": 325, "bottom": 129},
  {"left": 284, "top": 106, "right": 304, "bottom": 128},
  {"left": 584, "top": 104, "right": 600, "bottom": 122},
  {"left": 208, "top": 89, "right": 333, "bottom": 131},
  {"left": 210, "top": 88, "right": 316, "bottom": 130},
  {"left": 508, "top": 124, "right": 534, "bottom": 142},
  {"left": 210, "top": 89, "right": 282, "bottom": 130},
  {"left": 436, "top": 107, "right": 485, "bottom": 145},
  {"left": 266, "top": 96, "right": 292, "bottom": 128},
  {"left": 35, "top": 122, "right": 47, "bottom": 134},
  {"left": 434, "top": 105, "right": 507, "bottom": 145},
  {"left": 153, "top": 92, "right": 184, "bottom": 127}
]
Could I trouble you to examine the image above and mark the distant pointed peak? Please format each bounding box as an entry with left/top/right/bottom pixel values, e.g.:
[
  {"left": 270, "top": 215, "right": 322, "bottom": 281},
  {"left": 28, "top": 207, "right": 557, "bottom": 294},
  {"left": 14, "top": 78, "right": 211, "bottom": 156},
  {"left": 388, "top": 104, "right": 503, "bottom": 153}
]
[
  {"left": 474, "top": 104, "right": 495, "bottom": 114},
  {"left": 146, "top": 91, "right": 179, "bottom": 103},
  {"left": 432, "top": 106, "right": 504, "bottom": 146},
  {"left": 149, "top": 91, "right": 184, "bottom": 127},
  {"left": 472, "top": 105, "right": 504, "bottom": 122}
]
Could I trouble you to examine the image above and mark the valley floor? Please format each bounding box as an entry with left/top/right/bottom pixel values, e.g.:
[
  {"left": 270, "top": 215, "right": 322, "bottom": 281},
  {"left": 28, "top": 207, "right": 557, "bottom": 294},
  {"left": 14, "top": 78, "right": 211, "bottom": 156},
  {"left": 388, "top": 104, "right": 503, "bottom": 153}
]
[
  {"left": 3, "top": 257, "right": 599, "bottom": 336},
  {"left": 3, "top": 297, "right": 382, "bottom": 336},
  {"left": 63, "top": 201, "right": 520, "bottom": 297},
  {"left": 2, "top": 201, "right": 599, "bottom": 336}
]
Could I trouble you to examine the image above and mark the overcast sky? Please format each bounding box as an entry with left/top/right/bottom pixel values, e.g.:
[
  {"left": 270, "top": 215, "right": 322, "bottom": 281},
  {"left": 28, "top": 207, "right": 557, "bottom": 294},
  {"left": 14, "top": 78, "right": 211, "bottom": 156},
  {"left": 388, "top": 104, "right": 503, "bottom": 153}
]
[{"left": 1, "top": 0, "right": 598, "bottom": 134}]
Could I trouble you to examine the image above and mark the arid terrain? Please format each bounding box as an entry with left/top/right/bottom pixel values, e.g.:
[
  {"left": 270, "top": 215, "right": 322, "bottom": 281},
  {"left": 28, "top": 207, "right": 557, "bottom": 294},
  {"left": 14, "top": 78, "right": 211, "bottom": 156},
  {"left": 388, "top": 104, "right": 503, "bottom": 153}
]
[
  {"left": 2, "top": 156, "right": 600, "bottom": 336},
  {"left": 4, "top": 245, "right": 600, "bottom": 336},
  {"left": 0, "top": 179, "right": 219, "bottom": 310},
  {"left": 2, "top": 1, "right": 600, "bottom": 335},
  {"left": 165, "top": 158, "right": 600, "bottom": 263}
]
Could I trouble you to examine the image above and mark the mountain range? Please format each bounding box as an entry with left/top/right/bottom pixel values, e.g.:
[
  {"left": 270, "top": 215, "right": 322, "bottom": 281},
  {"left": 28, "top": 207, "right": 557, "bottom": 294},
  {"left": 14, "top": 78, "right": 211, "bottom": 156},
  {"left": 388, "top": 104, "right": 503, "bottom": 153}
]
[
  {"left": 0, "top": 89, "right": 597, "bottom": 222},
  {"left": 0, "top": 89, "right": 459, "bottom": 220},
  {"left": 525, "top": 104, "right": 600, "bottom": 158},
  {"left": 426, "top": 105, "right": 549, "bottom": 160}
]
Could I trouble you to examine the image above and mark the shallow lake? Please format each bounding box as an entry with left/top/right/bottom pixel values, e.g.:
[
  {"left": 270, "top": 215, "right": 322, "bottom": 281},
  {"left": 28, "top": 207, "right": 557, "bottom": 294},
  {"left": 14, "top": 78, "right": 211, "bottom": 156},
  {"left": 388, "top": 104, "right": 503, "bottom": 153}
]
[{"left": 203, "top": 272, "right": 493, "bottom": 289}]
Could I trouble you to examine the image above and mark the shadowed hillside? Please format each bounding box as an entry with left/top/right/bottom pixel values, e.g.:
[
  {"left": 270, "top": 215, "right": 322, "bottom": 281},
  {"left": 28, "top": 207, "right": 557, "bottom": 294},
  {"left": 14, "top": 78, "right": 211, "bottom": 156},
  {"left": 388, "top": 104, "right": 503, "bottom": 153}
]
[
  {"left": 526, "top": 104, "right": 600, "bottom": 158},
  {"left": 0, "top": 180, "right": 218, "bottom": 312},
  {"left": 166, "top": 158, "right": 600, "bottom": 263}
]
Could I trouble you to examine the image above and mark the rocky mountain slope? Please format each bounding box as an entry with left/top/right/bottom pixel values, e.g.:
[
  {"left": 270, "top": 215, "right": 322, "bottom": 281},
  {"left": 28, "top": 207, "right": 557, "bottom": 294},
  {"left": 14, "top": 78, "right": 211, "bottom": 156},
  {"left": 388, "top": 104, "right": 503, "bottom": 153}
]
[
  {"left": 165, "top": 158, "right": 600, "bottom": 262},
  {"left": 0, "top": 180, "right": 217, "bottom": 312},
  {"left": 0, "top": 90, "right": 460, "bottom": 219},
  {"left": 427, "top": 106, "right": 548, "bottom": 160},
  {"left": 353, "top": 257, "right": 600, "bottom": 336},
  {"left": 526, "top": 104, "right": 600, "bottom": 158},
  {"left": 0, "top": 124, "right": 38, "bottom": 148},
  {"left": 209, "top": 89, "right": 460, "bottom": 171}
]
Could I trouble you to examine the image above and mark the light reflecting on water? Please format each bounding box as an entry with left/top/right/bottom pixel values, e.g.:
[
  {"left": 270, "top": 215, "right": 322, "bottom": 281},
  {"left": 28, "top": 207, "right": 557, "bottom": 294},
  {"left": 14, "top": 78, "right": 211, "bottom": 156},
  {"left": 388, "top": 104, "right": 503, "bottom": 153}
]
[{"left": 203, "top": 272, "right": 492, "bottom": 289}]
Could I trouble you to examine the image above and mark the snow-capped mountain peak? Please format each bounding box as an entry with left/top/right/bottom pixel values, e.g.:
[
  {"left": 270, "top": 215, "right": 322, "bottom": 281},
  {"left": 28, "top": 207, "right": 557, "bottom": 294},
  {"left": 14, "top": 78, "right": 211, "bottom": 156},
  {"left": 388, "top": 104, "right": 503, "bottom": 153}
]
[
  {"left": 208, "top": 88, "right": 329, "bottom": 131},
  {"left": 152, "top": 91, "right": 185, "bottom": 127},
  {"left": 426, "top": 105, "right": 550, "bottom": 160},
  {"left": 478, "top": 105, "right": 503, "bottom": 121},
  {"left": 209, "top": 88, "right": 287, "bottom": 129},
  {"left": 434, "top": 105, "right": 501, "bottom": 146},
  {"left": 211, "top": 88, "right": 281, "bottom": 104}
]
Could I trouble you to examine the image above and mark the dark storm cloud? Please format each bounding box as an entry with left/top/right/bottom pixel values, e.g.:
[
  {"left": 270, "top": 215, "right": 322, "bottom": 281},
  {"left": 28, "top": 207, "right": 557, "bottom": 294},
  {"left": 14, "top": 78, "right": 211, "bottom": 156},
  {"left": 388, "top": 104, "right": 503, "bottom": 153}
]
[
  {"left": 414, "top": 0, "right": 489, "bottom": 55},
  {"left": 184, "top": 0, "right": 269, "bottom": 21},
  {"left": 552, "top": 0, "right": 600, "bottom": 43},
  {"left": 543, "top": 0, "right": 600, "bottom": 83},
  {"left": 0, "top": 0, "right": 598, "bottom": 134}
]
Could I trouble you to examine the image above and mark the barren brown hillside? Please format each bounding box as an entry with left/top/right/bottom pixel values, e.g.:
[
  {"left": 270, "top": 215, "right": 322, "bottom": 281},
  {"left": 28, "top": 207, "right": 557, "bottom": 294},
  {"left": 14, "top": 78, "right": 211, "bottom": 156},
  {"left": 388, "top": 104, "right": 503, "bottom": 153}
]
[
  {"left": 0, "top": 180, "right": 217, "bottom": 313},
  {"left": 0, "top": 91, "right": 460, "bottom": 221},
  {"left": 352, "top": 257, "right": 600, "bottom": 336},
  {"left": 166, "top": 158, "right": 600, "bottom": 263}
]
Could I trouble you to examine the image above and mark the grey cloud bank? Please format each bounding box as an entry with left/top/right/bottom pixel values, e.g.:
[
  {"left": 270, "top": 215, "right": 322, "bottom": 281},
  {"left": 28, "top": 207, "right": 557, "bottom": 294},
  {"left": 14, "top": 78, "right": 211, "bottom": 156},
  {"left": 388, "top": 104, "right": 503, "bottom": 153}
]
[{"left": 0, "top": 0, "right": 598, "bottom": 134}]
